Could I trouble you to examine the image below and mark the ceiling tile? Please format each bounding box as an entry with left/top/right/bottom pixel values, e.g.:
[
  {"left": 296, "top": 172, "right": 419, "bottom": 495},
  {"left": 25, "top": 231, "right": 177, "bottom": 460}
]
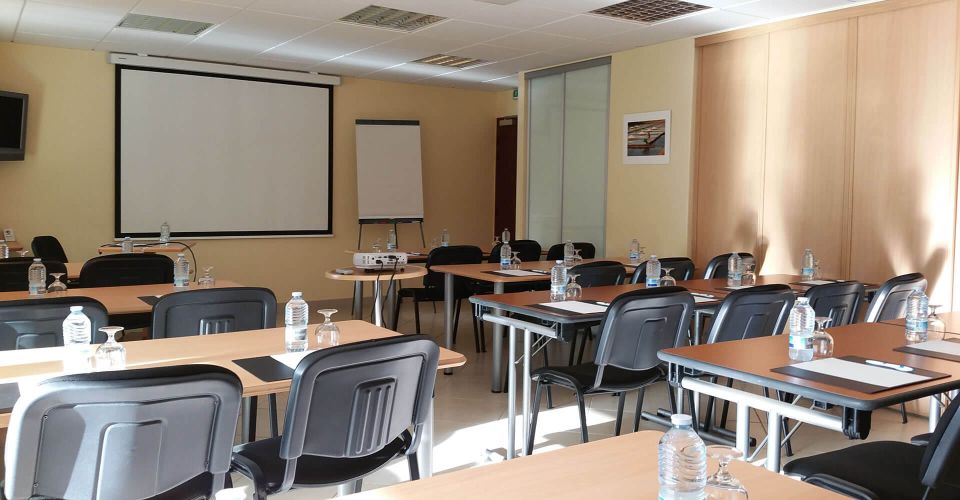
[
  {"left": 413, "top": 19, "right": 518, "bottom": 45},
  {"left": 522, "top": 0, "right": 624, "bottom": 14},
  {"left": 15, "top": 30, "right": 98, "bottom": 49},
  {"left": 600, "top": 9, "right": 763, "bottom": 47},
  {"left": 172, "top": 9, "right": 322, "bottom": 62},
  {"left": 32, "top": 0, "right": 138, "bottom": 12},
  {"left": 259, "top": 22, "right": 402, "bottom": 65},
  {"left": 542, "top": 40, "right": 615, "bottom": 61},
  {"left": 185, "top": 0, "right": 255, "bottom": 8},
  {"left": 449, "top": 43, "right": 533, "bottom": 62},
  {"left": 0, "top": 0, "right": 23, "bottom": 41},
  {"left": 487, "top": 30, "right": 581, "bottom": 52},
  {"left": 310, "top": 56, "right": 390, "bottom": 76},
  {"left": 458, "top": 3, "right": 574, "bottom": 29},
  {"left": 725, "top": 0, "right": 852, "bottom": 19},
  {"left": 18, "top": 1, "right": 124, "bottom": 39},
  {"left": 348, "top": 36, "right": 456, "bottom": 66},
  {"left": 96, "top": 27, "right": 193, "bottom": 56},
  {"left": 370, "top": 62, "right": 458, "bottom": 80},
  {"left": 534, "top": 13, "right": 639, "bottom": 39},
  {"left": 131, "top": 0, "right": 240, "bottom": 24},
  {"left": 370, "top": 0, "right": 494, "bottom": 19},
  {"left": 247, "top": 0, "right": 368, "bottom": 21}
]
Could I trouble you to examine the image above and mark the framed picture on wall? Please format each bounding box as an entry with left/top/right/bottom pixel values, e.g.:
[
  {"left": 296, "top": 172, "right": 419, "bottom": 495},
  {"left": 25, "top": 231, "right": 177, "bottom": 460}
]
[{"left": 623, "top": 110, "right": 670, "bottom": 165}]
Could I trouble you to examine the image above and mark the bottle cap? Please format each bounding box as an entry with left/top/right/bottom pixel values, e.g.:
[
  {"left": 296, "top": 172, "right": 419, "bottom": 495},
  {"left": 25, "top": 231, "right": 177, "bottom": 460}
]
[
  {"left": 671, "top": 414, "right": 693, "bottom": 426},
  {"left": 69, "top": 306, "right": 83, "bottom": 312},
  {"left": 177, "top": 253, "right": 185, "bottom": 257},
  {"left": 33, "top": 258, "right": 40, "bottom": 262},
  {"left": 556, "top": 260, "right": 563, "bottom": 264},
  {"left": 292, "top": 292, "right": 302, "bottom": 298}
]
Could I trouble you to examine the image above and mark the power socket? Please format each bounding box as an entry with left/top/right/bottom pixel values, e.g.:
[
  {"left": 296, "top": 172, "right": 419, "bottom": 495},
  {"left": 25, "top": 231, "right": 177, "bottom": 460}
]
[{"left": 2, "top": 228, "right": 14, "bottom": 242}]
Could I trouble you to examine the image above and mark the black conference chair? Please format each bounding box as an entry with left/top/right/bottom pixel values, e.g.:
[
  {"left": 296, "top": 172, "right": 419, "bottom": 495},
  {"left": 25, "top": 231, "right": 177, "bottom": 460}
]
[
  {"left": 489, "top": 239, "right": 542, "bottom": 263},
  {"left": 565, "top": 261, "right": 628, "bottom": 365},
  {"left": 394, "top": 245, "right": 485, "bottom": 350},
  {"left": 526, "top": 288, "right": 695, "bottom": 453},
  {"left": 702, "top": 252, "right": 756, "bottom": 279},
  {"left": 78, "top": 253, "right": 174, "bottom": 288},
  {"left": 30, "top": 235, "right": 68, "bottom": 263},
  {"left": 3, "top": 365, "right": 242, "bottom": 500},
  {"left": 804, "top": 281, "right": 865, "bottom": 327},
  {"left": 630, "top": 257, "right": 696, "bottom": 284},
  {"left": 545, "top": 242, "right": 596, "bottom": 261},
  {"left": 0, "top": 258, "right": 67, "bottom": 292},
  {"left": 0, "top": 297, "right": 109, "bottom": 349},
  {"left": 230, "top": 335, "right": 439, "bottom": 498},
  {"left": 151, "top": 287, "right": 279, "bottom": 442},
  {"left": 784, "top": 394, "right": 960, "bottom": 500}
]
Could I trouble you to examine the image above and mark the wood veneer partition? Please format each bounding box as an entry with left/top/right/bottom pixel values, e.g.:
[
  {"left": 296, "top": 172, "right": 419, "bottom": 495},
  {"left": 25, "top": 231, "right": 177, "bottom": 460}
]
[{"left": 692, "top": 0, "right": 960, "bottom": 308}]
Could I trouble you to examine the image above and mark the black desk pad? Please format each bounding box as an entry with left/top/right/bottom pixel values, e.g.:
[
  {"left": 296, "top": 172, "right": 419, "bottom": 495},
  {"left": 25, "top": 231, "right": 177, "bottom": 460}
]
[
  {"left": 527, "top": 300, "right": 608, "bottom": 317},
  {"left": 771, "top": 355, "right": 948, "bottom": 394},
  {"left": 233, "top": 356, "right": 294, "bottom": 382},
  {"left": 138, "top": 295, "right": 160, "bottom": 306},
  {"left": 482, "top": 270, "right": 548, "bottom": 278},
  {"left": 896, "top": 339, "right": 960, "bottom": 363}
]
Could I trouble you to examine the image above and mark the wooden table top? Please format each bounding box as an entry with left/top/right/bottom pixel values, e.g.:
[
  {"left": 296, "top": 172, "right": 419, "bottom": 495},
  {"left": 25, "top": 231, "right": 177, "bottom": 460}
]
[
  {"left": 347, "top": 430, "right": 840, "bottom": 500},
  {"left": 0, "top": 280, "right": 244, "bottom": 315},
  {"left": 98, "top": 242, "right": 195, "bottom": 254},
  {"left": 0, "top": 320, "right": 466, "bottom": 428},
  {"left": 325, "top": 266, "right": 427, "bottom": 282},
  {"left": 432, "top": 258, "right": 640, "bottom": 283},
  {"left": 660, "top": 321, "right": 960, "bottom": 410}
]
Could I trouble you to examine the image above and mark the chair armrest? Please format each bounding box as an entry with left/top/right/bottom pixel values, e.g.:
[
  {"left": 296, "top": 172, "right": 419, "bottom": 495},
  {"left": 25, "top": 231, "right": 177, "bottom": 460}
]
[{"left": 804, "top": 473, "right": 879, "bottom": 500}]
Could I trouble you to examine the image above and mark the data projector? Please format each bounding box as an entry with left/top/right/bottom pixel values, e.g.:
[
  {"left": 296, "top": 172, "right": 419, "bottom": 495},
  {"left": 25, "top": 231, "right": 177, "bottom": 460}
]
[{"left": 353, "top": 252, "right": 408, "bottom": 271}]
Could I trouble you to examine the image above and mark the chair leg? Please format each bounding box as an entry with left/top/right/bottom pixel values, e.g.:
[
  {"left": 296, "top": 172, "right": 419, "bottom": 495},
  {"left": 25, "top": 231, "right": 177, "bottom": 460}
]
[
  {"left": 407, "top": 452, "right": 420, "bottom": 481},
  {"left": 685, "top": 389, "right": 699, "bottom": 433},
  {"left": 544, "top": 348, "right": 554, "bottom": 410},
  {"left": 576, "top": 390, "right": 589, "bottom": 443},
  {"left": 452, "top": 299, "right": 462, "bottom": 344},
  {"left": 471, "top": 309, "right": 482, "bottom": 353},
  {"left": 901, "top": 402, "right": 909, "bottom": 424},
  {"left": 615, "top": 392, "right": 626, "bottom": 436},
  {"left": 633, "top": 388, "right": 647, "bottom": 432},
  {"left": 230, "top": 454, "right": 268, "bottom": 500},
  {"left": 479, "top": 317, "right": 486, "bottom": 352},
  {"left": 393, "top": 296, "right": 403, "bottom": 332},
  {"left": 576, "top": 329, "right": 589, "bottom": 364},
  {"left": 413, "top": 301, "right": 421, "bottom": 334},
  {"left": 527, "top": 381, "right": 545, "bottom": 454},
  {"left": 268, "top": 394, "right": 279, "bottom": 437},
  {"left": 567, "top": 327, "right": 579, "bottom": 366},
  {"left": 719, "top": 378, "right": 734, "bottom": 430}
]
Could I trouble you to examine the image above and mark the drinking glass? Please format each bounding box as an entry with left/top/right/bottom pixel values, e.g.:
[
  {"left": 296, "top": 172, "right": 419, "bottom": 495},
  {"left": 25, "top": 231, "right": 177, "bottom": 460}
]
[
  {"left": 660, "top": 268, "right": 677, "bottom": 287},
  {"left": 315, "top": 309, "right": 340, "bottom": 347},
  {"left": 573, "top": 248, "right": 584, "bottom": 264},
  {"left": 95, "top": 326, "right": 126, "bottom": 370},
  {"left": 47, "top": 273, "right": 67, "bottom": 296},
  {"left": 813, "top": 259, "right": 823, "bottom": 280},
  {"left": 565, "top": 274, "right": 582, "bottom": 300},
  {"left": 742, "top": 263, "right": 756, "bottom": 286},
  {"left": 705, "top": 446, "right": 749, "bottom": 499},
  {"left": 510, "top": 251, "right": 522, "bottom": 270},
  {"left": 198, "top": 266, "right": 216, "bottom": 288},
  {"left": 430, "top": 237, "right": 439, "bottom": 249},
  {"left": 812, "top": 316, "right": 835, "bottom": 358},
  {"left": 493, "top": 235, "right": 501, "bottom": 247},
  {"left": 372, "top": 238, "right": 382, "bottom": 253},
  {"left": 17, "top": 250, "right": 28, "bottom": 258},
  {"left": 929, "top": 305, "right": 946, "bottom": 341}
]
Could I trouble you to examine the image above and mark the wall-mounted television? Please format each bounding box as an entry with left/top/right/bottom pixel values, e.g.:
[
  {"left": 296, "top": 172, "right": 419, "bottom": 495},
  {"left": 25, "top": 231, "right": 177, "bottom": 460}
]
[{"left": 0, "top": 91, "right": 28, "bottom": 161}]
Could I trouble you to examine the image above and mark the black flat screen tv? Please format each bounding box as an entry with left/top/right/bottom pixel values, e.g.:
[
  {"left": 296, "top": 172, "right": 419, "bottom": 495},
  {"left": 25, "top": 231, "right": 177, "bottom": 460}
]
[{"left": 0, "top": 91, "right": 28, "bottom": 161}]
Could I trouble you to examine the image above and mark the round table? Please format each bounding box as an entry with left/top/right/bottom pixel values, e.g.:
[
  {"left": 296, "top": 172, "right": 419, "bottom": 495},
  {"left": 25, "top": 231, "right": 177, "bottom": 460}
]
[{"left": 325, "top": 266, "right": 427, "bottom": 328}]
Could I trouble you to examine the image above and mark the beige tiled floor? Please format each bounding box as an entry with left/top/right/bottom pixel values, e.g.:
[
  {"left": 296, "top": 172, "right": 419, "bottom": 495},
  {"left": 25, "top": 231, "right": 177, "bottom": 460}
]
[{"left": 228, "top": 297, "right": 930, "bottom": 498}]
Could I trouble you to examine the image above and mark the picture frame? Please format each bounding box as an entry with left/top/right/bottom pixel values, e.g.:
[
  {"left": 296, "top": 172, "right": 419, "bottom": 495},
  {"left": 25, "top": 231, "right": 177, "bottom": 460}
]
[{"left": 623, "top": 110, "right": 670, "bottom": 165}]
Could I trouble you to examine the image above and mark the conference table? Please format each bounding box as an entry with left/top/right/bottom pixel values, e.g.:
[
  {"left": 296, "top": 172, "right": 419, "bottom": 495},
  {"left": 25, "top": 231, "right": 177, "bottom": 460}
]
[
  {"left": 347, "top": 430, "right": 841, "bottom": 500},
  {"left": 0, "top": 320, "right": 466, "bottom": 478},
  {"left": 97, "top": 241, "right": 196, "bottom": 254}
]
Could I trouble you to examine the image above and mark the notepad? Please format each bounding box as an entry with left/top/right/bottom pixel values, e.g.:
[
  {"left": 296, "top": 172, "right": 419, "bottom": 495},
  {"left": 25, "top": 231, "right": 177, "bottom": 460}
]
[
  {"left": 896, "top": 339, "right": 960, "bottom": 362},
  {"left": 795, "top": 280, "right": 838, "bottom": 286},
  {"left": 270, "top": 350, "right": 318, "bottom": 369},
  {"left": 536, "top": 301, "right": 608, "bottom": 314},
  {"left": 693, "top": 296, "right": 715, "bottom": 304},
  {"left": 491, "top": 270, "right": 544, "bottom": 277},
  {"left": 771, "top": 356, "right": 946, "bottom": 393}
]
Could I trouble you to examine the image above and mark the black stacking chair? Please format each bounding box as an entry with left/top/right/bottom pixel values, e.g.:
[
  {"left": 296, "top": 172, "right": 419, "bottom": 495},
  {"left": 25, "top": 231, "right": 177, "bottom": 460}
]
[
  {"left": 151, "top": 287, "right": 279, "bottom": 442},
  {"left": 630, "top": 257, "right": 696, "bottom": 284},
  {"left": 3, "top": 365, "right": 242, "bottom": 500},
  {"left": 565, "top": 261, "right": 628, "bottom": 365},
  {"left": 702, "top": 252, "right": 756, "bottom": 279},
  {"left": 78, "top": 253, "right": 174, "bottom": 288},
  {"left": 0, "top": 297, "right": 109, "bottom": 348},
  {"left": 394, "top": 245, "right": 485, "bottom": 351},
  {"left": 546, "top": 242, "right": 596, "bottom": 261},
  {"left": 526, "top": 287, "right": 694, "bottom": 453},
  {"left": 30, "top": 235, "right": 68, "bottom": 263},
  {"left": 784, "top": 394, "right": 960, "bottom": 500},
  {"left": 0, "top": 258, "right": 67, "bottom": 292},
  {"left": 804, "top": 281, "right": 865, "bottom": 327},
  {"left": 231, "top": 335, "right": 439, "bottom": 498},
  {"left": 489, "top": 239, "right": 542, "bottom": 263}
]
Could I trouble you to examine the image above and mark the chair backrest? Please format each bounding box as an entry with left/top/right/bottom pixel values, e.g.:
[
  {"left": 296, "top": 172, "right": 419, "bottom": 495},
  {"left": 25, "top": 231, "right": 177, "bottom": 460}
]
[
  {"left": 277, "top": 335, "right": 439, "bottom": 490},
  {"left": 30, "top": 236, "right": 68, "bottom": 263},
  {"left": 920, "top": 393, "right": 960, "bottom": 491},
  {"left": 0, "top": 297, "right": 109, "bottom": 349},
  {"left": 151, "top": 287, "right": 277, "bottom": 339},
  {"left": 863, "top": 273, "right": 927, "bottom": 323},
  {"left": 804, "top": 281, "right": 865, "bottom": 327},
  {"left": 424, "top": 245, "right": 483, "bottom": 293},
  {"left": 570, "top": 261, "right": 626, "bottom": 287},
  {"left": 4, "top": 365, "right": 242, "bottom": 500},
  {"left": 0, "top": 259, "right": 68, "bottom": 292},
  {"left": 78, "top": 253, "right": 174, "bottom": 288},
  {"left": 545, "top": 242, "right": 596, "bottom": 261},
  {"left": 706, "top": 284, "right": 795, "bottom": 344},
  {"left": 630, "top": 257, "right": 696, "bottom": 284},
  {"left": 702, "top": 252, "right": 756, "bottom": 279},
  {"left": 591, "top": 287, "right": 694, "bottom": 388},
  {"left": 489, "top": 240, "right": 542, "bottom": 263}
]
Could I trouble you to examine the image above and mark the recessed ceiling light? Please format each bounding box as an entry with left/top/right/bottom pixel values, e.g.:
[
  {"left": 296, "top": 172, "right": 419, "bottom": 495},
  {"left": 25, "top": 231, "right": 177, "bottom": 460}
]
[
  {"left": 591, "top": 0, "right": 710, "bottom": 24},
  {"left": 475, "top": 0, "right": 521, "bottom": 4},
  {"left": 118, "top": 13, "right": 214, "bottom": 36},
  {"left": 339, "top": 5, "right": 447, "bottom": 33},
  {"left": 412, "top": 54, "right": 490, "bottom": 69}
]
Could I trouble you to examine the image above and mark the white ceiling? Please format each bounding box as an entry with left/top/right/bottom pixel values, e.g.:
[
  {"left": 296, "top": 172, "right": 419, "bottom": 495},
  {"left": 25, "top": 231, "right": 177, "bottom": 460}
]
[{"left": 0, "top": 0, "right": 873, "bottom": 91}]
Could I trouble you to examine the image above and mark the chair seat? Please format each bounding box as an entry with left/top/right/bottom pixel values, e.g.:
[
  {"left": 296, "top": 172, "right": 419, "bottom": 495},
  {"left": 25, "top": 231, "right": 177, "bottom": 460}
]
[
  {"left": 784, "top": 441, "right": 960, "bottom": 500},
  {"left": 532, "top": 362, "right": 663, "bottom": 392},
  {"left": 233, "top": 434, "right": 410, "bottom": 494}
]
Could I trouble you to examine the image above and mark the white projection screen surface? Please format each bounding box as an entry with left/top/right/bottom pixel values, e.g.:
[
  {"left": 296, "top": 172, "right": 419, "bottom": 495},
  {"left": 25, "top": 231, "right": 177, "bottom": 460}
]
[
  {"left": 117, "top": 66, "right": 333, "bottom": 237},
  {"left": 355, "top": 120, "right": 424, "bottom": 221}
]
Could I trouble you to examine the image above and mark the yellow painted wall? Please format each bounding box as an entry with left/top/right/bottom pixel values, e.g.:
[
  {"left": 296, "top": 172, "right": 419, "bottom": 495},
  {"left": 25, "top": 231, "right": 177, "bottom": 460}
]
[
  {"left": 494, "top": 88, "right": 518, "bottom": 118},
  {"left": 0, "top": 42, "right": 500, "bottom": 301}
]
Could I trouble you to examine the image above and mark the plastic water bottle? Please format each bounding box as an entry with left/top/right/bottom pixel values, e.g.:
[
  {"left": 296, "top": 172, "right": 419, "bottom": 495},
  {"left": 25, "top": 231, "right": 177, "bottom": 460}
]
[
  {"left": 441, "top": 228, "right": 450, "bottom": 247},
  {"left": 502, "top": 228, "right": 511, "bottom": 243},
  {"left": 121, "top": 236, "right": 134, "bottom": 253},
  {"left": 500, "top": 240, "right": 513, "bottom": 270},
  {"left": 28, "top": 258, "right": 46, "bottom": 296},
  {"left": 906, "top": 287, "right": 929, "bottom": 342},
  {"left": 387, "top": 228, "right": 397, "bottom": 251},
  {"left": 658, "top": 413, "right": 707, "bottom": 500},
  {"left": 563, "top": 240, "right": 576, "bottom": 266},
  {"left": 727, "top": 253, "right": 743, "bottom": 287},
  {"left": 62, "top": 306, "right": 92, "bottom": 371},
  {"left": 646, "top": 255, "right": 661, "bottom": 288},
  {"left": 160, "top": 221, "right": 171, "bottom": 243},
  {"left": 788, "top": 297, "right": 815, "bottom": 361},
  {"left": 550, "top": 260, "right": 568, "bottom": 301},
  {"left": 629, "top": 239, "right": 641, "bottom": 263},
  {"left": 0, "top": 240, "right": 8, "bottom": 259},
  {"left": 801, "top": 248, "right": 815, "bottom": 280},
  {"left": 173, "top": 253, "right": 190, "bottom": 287},
  {"left": 284, "top": 292, "right": 309, "bottom": 352}
]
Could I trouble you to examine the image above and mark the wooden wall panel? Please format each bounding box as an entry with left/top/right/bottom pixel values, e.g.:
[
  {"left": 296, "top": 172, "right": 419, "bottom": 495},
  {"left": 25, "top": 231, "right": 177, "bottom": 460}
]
[
  {"left": 693, "top": 35, "right": 769, "bottom": 267},
  {"left": 850, "top": 0, "right": 958, "bottom": 306},
  {"left": 759, "top": 20, "right": 852, "bottom": 278}
]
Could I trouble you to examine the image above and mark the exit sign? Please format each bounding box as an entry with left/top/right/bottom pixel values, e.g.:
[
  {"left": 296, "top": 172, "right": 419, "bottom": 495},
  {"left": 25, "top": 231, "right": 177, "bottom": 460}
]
[{"left": 512, "top": 88, "right": 518, "bottom": 100}]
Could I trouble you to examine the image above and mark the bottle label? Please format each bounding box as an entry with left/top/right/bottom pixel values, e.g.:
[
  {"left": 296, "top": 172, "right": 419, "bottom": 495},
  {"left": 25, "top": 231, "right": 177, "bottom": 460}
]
[
  {"left": 789, "top": 334, "right": 813, "bottom": 350},
  {"left": 906, "top": 318, "right": 929, "bottom": 333},
  {"left": 801, "top": 267, "right": 814, "bottom": 277},
  {"left": 629, "top": 251, "right": 639, "bottom": 261},
  {"left": 646, "top": 278, "right": 659, "bottom": 288},
  {"left": 500, "top": 258, "right": 511, "bottom": 270}
]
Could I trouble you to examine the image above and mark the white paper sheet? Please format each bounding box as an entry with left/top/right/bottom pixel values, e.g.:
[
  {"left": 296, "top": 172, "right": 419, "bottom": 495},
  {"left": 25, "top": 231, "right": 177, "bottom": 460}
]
[
  {"left": 724, "top": 285, "right": 753, "bottom": 290},
  {"left": 905, "top": 340, "right": 960, "bottom": 357},
  {"left": 790, "top": 358, "right": 929, "bottom": 388},
  {"left": 495, "top": 270, "right": 545, "bottom": 277},
  {"left": 798, "top": 280, "right": 836, "bottom": 286},
  {"left": 538, "top": 301, "right": 608, "bottom": 314},
  {"left": 693, "top": 296, "right": 715, "bottom": 303},
  {"left": 270, "top": 350, "right": 318, "bottom": 369}
]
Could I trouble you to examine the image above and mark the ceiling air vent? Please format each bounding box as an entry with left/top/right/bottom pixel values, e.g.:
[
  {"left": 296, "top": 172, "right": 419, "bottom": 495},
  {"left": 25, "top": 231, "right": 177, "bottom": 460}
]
[
  {"left": 339, "top": 5, "right": 447, "bottom": 33},
  {"left": 591, "top": 0, "right": 710, "bottom": 24},
  {"left": 118, "top": 14, "right": 214, "bottom": 36},
  {"left": 412, "top": 54, "right": 490, "bottom": 69}
]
